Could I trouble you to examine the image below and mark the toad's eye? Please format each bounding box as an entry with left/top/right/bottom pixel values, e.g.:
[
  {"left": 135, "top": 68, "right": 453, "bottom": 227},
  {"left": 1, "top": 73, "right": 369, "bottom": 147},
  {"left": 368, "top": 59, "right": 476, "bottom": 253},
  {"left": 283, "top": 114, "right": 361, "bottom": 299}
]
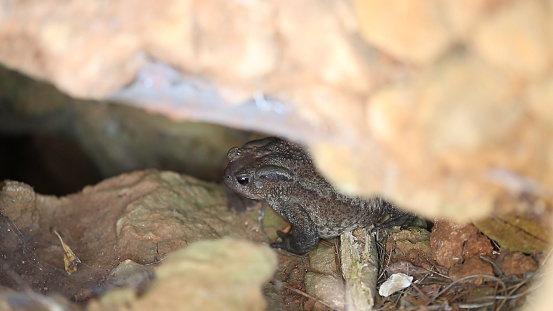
[{"left": 237, "top": 177, "right": 249, "bottom": 185}]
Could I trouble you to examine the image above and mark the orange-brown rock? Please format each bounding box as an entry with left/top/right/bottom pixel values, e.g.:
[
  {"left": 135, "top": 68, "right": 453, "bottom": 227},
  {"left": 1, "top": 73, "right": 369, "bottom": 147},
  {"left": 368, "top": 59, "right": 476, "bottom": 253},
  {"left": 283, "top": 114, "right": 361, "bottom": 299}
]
[
  {"left": 448, "top": 256, "right": 494, "bottom": 285},
  {"left": 430, "top": 220, "right": 493, "bottom": 269},
  {"left": 499, "top": 252, "right": 539, "bottom": 277}
]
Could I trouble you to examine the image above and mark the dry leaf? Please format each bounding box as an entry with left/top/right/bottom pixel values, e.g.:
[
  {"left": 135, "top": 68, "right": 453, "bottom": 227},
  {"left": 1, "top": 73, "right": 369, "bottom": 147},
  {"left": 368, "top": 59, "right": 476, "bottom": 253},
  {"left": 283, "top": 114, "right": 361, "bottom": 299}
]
[{"left": 53, "top": 229, "right": 81, "bottom": 274}]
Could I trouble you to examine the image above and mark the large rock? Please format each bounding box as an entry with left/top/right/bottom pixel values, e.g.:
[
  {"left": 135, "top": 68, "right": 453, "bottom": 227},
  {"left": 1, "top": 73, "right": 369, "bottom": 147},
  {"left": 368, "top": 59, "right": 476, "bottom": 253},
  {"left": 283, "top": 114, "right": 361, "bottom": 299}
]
[
  {"left": 0, "top": 170, "right": 253, "bottom": 300},
  {"left": 0, "top": 0, "right": 551, "bottom": 236}
]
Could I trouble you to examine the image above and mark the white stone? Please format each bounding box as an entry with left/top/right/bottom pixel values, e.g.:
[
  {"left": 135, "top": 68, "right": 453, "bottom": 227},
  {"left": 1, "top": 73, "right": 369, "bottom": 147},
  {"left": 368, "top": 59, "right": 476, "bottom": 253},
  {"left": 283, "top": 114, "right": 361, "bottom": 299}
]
[{"left": 378, "top": 273, "right": 413, "bottom": 297}]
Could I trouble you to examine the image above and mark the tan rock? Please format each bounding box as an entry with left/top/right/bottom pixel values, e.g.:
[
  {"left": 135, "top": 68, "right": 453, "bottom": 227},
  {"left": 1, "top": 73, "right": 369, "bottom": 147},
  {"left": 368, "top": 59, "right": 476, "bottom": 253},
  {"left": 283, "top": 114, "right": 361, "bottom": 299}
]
[
  {"left": 367, "top": 53, "right": 521, "bottom": 155},
  {"left": 293, "top": 83, "right": 366, "bottom": 146},
  {"left": 417, "top": 54, "right": 521, "bottom": 155},
  {"left": 139, "top": 0, "right": 195, "bottom": 70},
  {"left": 309, "top": 244, "right": 338, "bottom": 275},
  {"left": 442, "top": 0, "right": 504, "bottom": 38},
  {"left": 90, "top": 239, "right": 277, "bottom": 311},
  {"left": 137, "top": 239, "right": 276, "bottom": 311},
  {"left": 363, "top": 52, "right": 525, "bottom": 219},
  {"left": 0, "top": 1, "right": 149, "bottom": 97},
  {"left": 276, "top": 0, "right": 372, "bottom": 93},
  {"left": 354, "top": 0, "right": 453, "bottom": 64},
  {"left": 525, "top": 76, "right": 553, "bottom": 189},
  {"left": 192, "top": 0, "right": 277, "bottom": 82},
  {"left": 304, "top": 272, "right": 345, "bottom": 310},
  {"left": 526, "top": 75, "right": 553, "bottom": 131},
  {"left": 472, "top": 0, "right": 553, "bottom": 79}
]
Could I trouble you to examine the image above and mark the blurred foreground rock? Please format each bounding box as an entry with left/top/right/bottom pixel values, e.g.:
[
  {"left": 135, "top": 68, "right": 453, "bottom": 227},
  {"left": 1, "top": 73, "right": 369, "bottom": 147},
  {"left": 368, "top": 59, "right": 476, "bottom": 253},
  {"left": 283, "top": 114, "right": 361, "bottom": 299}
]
[{"left": 89, "top": 239, "right": 277, "bottom": 311}]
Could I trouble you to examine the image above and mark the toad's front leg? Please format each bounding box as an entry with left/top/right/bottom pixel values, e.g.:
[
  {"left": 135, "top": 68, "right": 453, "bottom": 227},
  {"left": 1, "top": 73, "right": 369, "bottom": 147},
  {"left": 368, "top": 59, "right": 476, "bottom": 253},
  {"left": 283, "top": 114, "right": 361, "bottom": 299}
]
[{"left": 270, "top": 203, "right": 319, "bottom": 255}]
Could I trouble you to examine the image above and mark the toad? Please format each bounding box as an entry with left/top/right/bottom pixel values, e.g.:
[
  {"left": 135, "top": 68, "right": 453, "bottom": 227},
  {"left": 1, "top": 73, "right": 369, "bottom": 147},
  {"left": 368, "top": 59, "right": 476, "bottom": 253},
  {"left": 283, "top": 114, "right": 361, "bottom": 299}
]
[{"left": 224, "top": 137, "right": 415, "bottom": 254}]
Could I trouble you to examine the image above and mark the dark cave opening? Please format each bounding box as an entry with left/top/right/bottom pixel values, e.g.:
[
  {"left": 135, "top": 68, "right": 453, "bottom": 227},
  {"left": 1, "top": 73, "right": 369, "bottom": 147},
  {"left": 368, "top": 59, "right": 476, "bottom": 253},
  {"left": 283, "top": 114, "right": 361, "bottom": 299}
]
[{"left": 0, "top": 134, "right": 102, "bottom": 196}]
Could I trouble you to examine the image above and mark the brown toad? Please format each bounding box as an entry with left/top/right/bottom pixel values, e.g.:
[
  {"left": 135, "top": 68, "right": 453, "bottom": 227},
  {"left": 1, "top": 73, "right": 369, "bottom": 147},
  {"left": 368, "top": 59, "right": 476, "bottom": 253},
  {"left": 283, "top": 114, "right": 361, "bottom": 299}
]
[{"left": 224, "top": 137, "right": 415, "bottom": 254}]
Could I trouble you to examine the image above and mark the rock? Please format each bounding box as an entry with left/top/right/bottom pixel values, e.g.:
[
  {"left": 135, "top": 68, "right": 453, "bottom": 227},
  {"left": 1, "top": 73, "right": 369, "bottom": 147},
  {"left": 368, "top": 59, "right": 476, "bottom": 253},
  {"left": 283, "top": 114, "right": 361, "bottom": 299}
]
[
  {"left": 527, "top": 75, "right": 553, "bottom": 132},
  {"left": 442, "top": 0, "right": 504, "bottom": 39},
  {"left": 384, "top": 227, "right": 434, "bottom": 270},
  {"left": 498, "top": 252, "right": 539, "bottom": 277},
  {"left": 103, "top": 260, "right": 155, "bottom": 294},
  {"left": 472, "top": 0, "right": 552, "bottom": 79},
  {"left": 448, "top": 256, "right": 494, "bottom": 285},
  {"left": 354, "top": 0, "right": 453, "bottom": 64},
  {"left": 122, "top": 239, "right": 277, "bottom": 311},
  {"left": 364, "top": 52, "right": 523, "bottom": 220},
  {"left": 474, "top": 194, "right": 552, "bottom": 254},
  {"left": 0, "top": 170, "right": 252, "bottom": 300},
  {"left": 309, "top": 244, "right": 338, "bottom": 275},
  {"left": 0, "top": 180, "right": 40, "bottom": 230},
  {"left": 277, "top": 0, "right": 371, "bottom": 93},
  {"left": 379, "top": 273, "right": 413, "bottom": 298},
  {"left": 191, "top": 0, "right": 277, "bottom": 82},
  {"left": 430, "top": 220, "right": 493, "bottom": 269},
  {"left": 304, "top": 272, "right": 345, "bottom": 310}
]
